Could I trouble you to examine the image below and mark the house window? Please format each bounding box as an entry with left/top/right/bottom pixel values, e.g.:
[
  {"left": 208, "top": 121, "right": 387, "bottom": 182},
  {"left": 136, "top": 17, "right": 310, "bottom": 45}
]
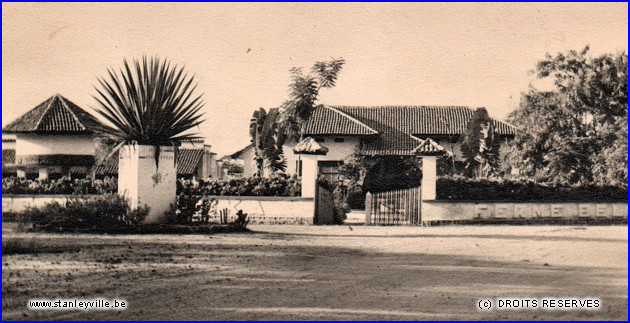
[
  {"left": 334, "top": 137, "right": 345, "bottom": 143},
  {"left": 318, "top": 161, "right": 343, "bottom": 182},
  {"left": 314, "top": 137, "right": 325, "bottom": 143}
]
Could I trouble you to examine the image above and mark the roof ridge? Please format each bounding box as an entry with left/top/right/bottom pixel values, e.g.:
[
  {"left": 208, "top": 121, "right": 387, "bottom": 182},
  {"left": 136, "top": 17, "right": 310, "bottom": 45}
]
[
  {"left": 332, "top": 105, "right": 472, "bottom": 109},
  {"left": 33, "top": 96, "right": 56, "bottom": 132},
  {"left": 322, "top": 105, "right": 379, "bottom": 134},
  {"left": 57, "top": 95, "right": 87, "bottom": 132}
]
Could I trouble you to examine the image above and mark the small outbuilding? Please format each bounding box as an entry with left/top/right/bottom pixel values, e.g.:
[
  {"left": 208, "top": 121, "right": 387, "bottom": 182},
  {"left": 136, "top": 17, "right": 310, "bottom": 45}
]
[{"left": 2, "top": 94, "right": 102, "bottom": 180}]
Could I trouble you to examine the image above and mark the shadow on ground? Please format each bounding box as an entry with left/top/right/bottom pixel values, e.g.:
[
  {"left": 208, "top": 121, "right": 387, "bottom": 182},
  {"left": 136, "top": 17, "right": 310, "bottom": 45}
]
[{"left": 2, "top": 230, "right": 627, "bottom": 320}]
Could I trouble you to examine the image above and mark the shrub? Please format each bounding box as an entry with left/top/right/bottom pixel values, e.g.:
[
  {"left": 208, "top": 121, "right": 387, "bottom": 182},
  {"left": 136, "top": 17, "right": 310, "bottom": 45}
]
[
  {"left": 22, "top": 195, "right": 149, "bottom": 233},
  {"left": 2, "top": 176, "right": 117, "bottom": 195},
  {"left": 436, "top": 176, "right": 628, "bottom": 202}
]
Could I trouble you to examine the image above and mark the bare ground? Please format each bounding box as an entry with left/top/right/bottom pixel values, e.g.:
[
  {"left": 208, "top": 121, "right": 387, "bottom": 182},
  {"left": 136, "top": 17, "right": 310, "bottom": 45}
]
[{"left": 2, "top": 223, "right": 627, "bottom": 320}]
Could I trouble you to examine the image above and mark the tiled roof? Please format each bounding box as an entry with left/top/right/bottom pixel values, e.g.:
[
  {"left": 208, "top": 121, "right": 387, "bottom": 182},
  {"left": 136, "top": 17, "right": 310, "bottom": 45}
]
[
  {"left": 303, "top": 105, "right": 515, "bottom": 156},
  {"left": 95, "top": 148, "right": 204, "bottom": 176},
  {"left": 303, "top": 106, "right": 378, "bottom": 136},
  {"left": 332, "top": 105, "right": 515, "bottom": 136},
  {"left": 94, "top": 154, "right": 119, "bottom": 176},
  {"left": 360, "top": 133, "right": 423, "bottom": 156},
  {"left": 293, "top": 137, "right": 329, "bottom": 155},
  {"left": 2, "top": 94, "right": 102, "bottom": 133},
  {"left": 177, "top": 149, "right": 204, "bottom": 175},
  {"left": 3, "top": 147, "right": 204, "bottom": 176},
  {"left": 2, "top": 149, "right": 15, "bottom": 169}
]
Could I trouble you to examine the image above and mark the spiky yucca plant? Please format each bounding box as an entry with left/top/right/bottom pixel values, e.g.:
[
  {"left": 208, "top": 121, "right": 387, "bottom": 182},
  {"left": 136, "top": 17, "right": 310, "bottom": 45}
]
[{"left": 93, "top": 56, "right": 205, "bottom": 164}]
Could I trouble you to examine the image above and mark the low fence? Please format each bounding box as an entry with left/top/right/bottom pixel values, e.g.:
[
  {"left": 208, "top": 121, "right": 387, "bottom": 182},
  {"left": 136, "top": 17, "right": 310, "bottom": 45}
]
[
  {"left": 364, "top": 187, "right": 628, "bottom": 226},
  {"left": 365, "top": 187, "right": 421, "bottom": 225},
  {"left": 209, "top": 196, "right": 315, "bottom": 225},
  {"left": 2, "top": 194, "right": 315, "bottom": 225}
]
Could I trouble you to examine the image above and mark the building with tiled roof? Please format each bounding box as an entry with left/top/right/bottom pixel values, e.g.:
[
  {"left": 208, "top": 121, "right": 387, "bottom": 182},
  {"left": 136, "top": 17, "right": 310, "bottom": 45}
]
[
  {"left": 3, "top": 94, "right": 102, "bottom": 134},
  {"left": 2, "top": 94, "right": 218, "bottom": 180},
  {"left": 282, "top": 105, "right": 515, "bottom": 198},
  {"left": 2, "top": 95, "right": 102, "bottom": 180},
  {"left": 91, "top": 146, "right": 217, "bottom": 179}
]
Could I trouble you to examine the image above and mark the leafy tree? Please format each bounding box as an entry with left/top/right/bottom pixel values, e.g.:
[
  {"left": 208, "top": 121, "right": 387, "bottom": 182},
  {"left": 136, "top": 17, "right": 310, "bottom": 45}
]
[
  {"left": 249, "top": 108, "right": 267, "bottom": 175},
  {"left": 281, "top": 58, "right": 346, "bottom": 140},
  {"left": 249, "top": 107, "right": 286, "bottom": 175},
  {"left": 506, "top": 47, "right": 627, "bottom": 186},
  {"left": 460, "top": 108, "right": 500, "bottom": 178}
]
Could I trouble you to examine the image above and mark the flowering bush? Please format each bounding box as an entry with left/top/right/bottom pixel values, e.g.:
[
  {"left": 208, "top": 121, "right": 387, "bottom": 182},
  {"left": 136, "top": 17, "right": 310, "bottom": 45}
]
[
  {"left": 177, "top": 175, "right": 301, "bottom": 197},
  {"left": 2, "top": 176, "right": 117, "bottom": 195}
]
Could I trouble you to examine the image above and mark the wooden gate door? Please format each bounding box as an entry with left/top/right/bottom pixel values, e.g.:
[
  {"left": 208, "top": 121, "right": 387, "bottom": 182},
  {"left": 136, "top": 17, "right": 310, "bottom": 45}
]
[{"left": 314, "top": 184, "right": 335, "bottom": 224}]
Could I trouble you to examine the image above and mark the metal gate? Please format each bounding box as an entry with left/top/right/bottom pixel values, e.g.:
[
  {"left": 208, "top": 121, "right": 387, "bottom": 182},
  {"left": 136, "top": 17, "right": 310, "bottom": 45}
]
[
  {"left": 314, "top": 184, "right": 335, "bottom": 224},
  {"left": 365, "top": 186, "right": 421, "bottom": 225}
]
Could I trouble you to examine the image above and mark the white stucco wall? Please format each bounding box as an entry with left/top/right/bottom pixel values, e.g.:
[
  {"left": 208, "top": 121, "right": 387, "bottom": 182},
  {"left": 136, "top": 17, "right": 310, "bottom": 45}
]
[
  {"left": 16, "top": 134, "right": 95, "bottom": 156},
  {"left": 118, "top": 145, "right": 176, "bottom": 223},
  {"left": 240, "top": 146, "right": 257, "bottom": 177},
  {"left": 212, "top": 196, "right": 315, "bottom": 225},
  {"left": 421, "top": 201, "right": 628, "bottom": 223},
  {"left": 2, "top": 140, "right": 16, "bottom": 150},
  {"left": 283, "top": 137, "right": 359, "bottom": 198}
]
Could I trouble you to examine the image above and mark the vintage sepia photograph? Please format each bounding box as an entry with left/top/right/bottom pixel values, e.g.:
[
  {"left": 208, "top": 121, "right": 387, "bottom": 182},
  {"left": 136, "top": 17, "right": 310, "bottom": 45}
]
[{"left": 2, "top": 2, "right": 628, "bottom": 321}]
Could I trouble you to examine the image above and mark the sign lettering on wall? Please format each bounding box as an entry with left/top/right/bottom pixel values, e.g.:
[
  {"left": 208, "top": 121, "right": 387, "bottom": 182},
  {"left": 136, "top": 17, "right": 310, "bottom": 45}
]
[{"left": 494, "top": 204, "right": 513, "bottom": 219}]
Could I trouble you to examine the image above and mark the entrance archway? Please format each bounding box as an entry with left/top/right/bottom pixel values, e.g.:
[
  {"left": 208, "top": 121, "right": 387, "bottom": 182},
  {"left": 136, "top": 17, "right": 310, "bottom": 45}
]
[{"left": 362, "top": 156, "right": 422, "bottom": 193}]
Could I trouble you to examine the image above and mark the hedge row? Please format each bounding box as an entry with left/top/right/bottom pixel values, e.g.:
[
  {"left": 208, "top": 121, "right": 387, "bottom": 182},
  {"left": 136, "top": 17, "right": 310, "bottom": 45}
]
[
  {"left": 436, "top": 177, "right": 628, "bottom": 202},
  {"left": 178, "top": 175, "right": 301, "bottom": 197}
]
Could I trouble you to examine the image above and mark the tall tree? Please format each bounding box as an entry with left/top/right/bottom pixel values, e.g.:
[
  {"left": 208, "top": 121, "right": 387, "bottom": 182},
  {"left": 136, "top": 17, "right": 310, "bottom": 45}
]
[
  {"left": 249, "top": 108, "right": 267, "bottom": 175},
  {"left": 281, "top": 58, "right": 346, "bottom": 140},
  {"left": 249, "top": 107, "right": 286, "bottom": 175},
  {"left": 460, "top": 108, "right": 500, "bottom": 178},
  {"left": 505, "top": 47, "right": 627, "bottom": 186}
]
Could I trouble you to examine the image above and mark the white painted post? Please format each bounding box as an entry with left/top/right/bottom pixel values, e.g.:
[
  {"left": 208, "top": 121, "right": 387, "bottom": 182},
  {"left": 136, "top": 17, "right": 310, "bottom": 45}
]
[
  {"left": 300, "top": 155, "right": 318, "bottom": 198},
  {"left": 38, "top": 167, "right": 49, "bottom": 181},
  {"left": 421, "top": 156, "right": 437, "bottom": 200},
  {"left": 365, "top": 192, "right": 372, "bottom": 225},
  {"left": 118, "top": 144, "right": 176, "bottom": 223}
]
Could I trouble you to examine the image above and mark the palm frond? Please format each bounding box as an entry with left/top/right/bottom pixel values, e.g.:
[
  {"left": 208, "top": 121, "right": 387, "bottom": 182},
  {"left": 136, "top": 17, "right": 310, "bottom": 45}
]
[{"left": 92, "top": 56, "right": 205, "bottom": 147}]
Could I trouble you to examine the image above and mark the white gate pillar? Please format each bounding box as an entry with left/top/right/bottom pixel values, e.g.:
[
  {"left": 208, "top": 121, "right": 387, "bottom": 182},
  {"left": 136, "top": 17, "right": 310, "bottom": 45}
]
[{"left": 421, "top": 156, "right": 437, "bottom": 200}]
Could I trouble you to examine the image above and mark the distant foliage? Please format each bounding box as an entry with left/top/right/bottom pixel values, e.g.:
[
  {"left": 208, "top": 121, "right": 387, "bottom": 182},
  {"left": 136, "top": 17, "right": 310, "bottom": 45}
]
[
  {"left": 437, "top": 176, "right": 627, "bottom": 202},
  {"left": 22, "top": 195, "right": 149, "bottom": 233},
  {"left": 504, "top": 47, "right": 628, "bottom": 186},
  {"left": 460, "top": 108, "right": 501, "bottom": 178},
  {"left": 177, "top": 175, "right": 301, "bottom": 197},
  {"left": 249, "top": 107, "right": 287, "bottom": 174}
]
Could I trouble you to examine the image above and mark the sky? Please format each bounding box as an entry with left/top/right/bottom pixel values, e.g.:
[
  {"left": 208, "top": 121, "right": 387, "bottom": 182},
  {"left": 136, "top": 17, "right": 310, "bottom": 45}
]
[{"left": 2, "top": 2, "right": 628, "bottom": 156}]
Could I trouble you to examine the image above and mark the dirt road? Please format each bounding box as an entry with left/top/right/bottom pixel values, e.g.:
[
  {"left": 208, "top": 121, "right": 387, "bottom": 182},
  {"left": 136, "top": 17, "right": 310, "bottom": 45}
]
[{"left": 2, "top": 224, "right": 627, "bottom": 320}]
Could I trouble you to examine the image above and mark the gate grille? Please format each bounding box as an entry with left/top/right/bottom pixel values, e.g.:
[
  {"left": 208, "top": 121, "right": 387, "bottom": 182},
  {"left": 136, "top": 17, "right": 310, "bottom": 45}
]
[{"left": 365, "top": 186, "right": 421, "bottom": 225}]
